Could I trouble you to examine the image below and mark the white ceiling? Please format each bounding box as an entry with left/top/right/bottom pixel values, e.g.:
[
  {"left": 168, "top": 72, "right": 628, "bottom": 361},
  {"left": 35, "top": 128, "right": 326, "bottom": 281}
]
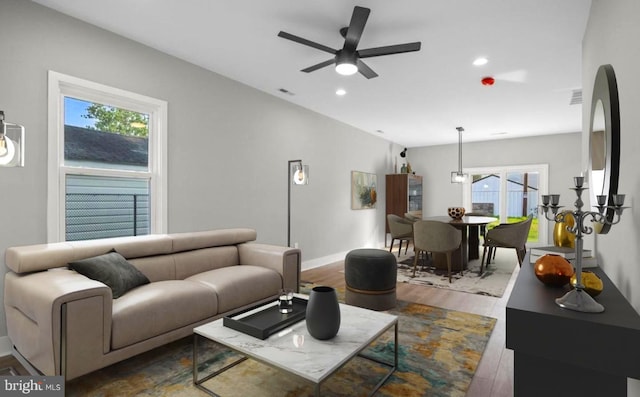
[{"left": 32, "top": 0, "right": 592, "bottom": 147}]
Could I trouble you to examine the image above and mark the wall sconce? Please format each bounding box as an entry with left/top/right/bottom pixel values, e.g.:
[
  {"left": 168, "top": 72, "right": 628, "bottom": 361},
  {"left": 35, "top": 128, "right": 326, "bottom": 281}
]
[
  {"left": 0, "top": 111, "right": 25, "bottom": 167},
  {"left": 451, "top": 126, "right": 468, "bottom": 183},
  {"left": 288, "top": 160, "right": 309, "bottom": 247},
  {"left": 400, "top": 148, "right": 407, "bottom": 158}
]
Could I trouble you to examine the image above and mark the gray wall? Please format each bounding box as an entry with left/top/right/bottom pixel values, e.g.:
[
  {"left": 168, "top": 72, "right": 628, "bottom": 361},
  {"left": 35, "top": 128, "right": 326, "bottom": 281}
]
[
  {"left": 0, "top": 0, "right": 400, "bottom": 343},
  {"left": 407, "top": 132, "right": 581, "bottom": 221},
  {"left": 583, "top": 1, "right": 640, "bottom": 394}
]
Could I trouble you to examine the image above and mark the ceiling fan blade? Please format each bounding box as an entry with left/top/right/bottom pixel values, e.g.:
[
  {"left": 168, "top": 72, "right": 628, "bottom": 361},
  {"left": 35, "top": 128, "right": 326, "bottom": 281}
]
[
  {"left": 301, "top": 58, "right": 335, "bottom": 73},
  {"left": 343, "top": 6, "right": 370, "bottom": 53},
  {"left": 278, "top": 31, "right": 337, "bottom": 55},
  {"left": 357, "top": 59, "right": 378, "bottom": 79},
  {"left": 358, "top": 42, "right": 422, "bottom": 59}
]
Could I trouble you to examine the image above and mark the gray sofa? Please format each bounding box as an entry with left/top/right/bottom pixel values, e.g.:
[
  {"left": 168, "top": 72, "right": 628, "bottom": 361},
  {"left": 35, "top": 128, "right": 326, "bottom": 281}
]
[{"left": 3, "top": 228, "right": 300, "bottom": 380}]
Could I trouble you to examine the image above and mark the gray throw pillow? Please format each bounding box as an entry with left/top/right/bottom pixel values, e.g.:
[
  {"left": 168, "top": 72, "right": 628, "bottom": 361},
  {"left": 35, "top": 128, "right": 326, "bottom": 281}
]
[{"left": 69, "top": 251, "right": 150, "bottom": 299}]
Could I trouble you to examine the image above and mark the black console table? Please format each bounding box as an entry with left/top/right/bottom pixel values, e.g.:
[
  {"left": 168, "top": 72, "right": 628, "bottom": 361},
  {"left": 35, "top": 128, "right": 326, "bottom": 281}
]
[{"left": 506, "top": 253, "right": 640, "bottom": 397}]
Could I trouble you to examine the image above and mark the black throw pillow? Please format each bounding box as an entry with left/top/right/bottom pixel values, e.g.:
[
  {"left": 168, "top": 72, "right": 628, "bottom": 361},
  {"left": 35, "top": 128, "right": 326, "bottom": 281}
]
[{"left": 69, "top": 251, "right": 150, "bottom": 299}]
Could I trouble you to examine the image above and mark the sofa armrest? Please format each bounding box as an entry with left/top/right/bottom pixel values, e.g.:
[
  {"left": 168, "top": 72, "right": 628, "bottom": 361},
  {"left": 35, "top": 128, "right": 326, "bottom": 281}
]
[
  {"left": 4, "top": 270, "right": 112, "bottom": 376},
  {"left": 238, "top": 243, "right": 301, "bottom": 292}
]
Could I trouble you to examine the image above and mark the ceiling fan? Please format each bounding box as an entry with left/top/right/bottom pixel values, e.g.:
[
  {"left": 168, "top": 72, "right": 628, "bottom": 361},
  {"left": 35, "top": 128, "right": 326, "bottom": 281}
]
[{"left": 277, "top": 6, "right": 421, "bottom": 79}]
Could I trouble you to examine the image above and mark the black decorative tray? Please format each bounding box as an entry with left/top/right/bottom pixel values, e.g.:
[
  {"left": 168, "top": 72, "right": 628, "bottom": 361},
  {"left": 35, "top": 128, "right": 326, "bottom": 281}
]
[{"left": 223, "top": 297, "right": 307, "bottom": 340}]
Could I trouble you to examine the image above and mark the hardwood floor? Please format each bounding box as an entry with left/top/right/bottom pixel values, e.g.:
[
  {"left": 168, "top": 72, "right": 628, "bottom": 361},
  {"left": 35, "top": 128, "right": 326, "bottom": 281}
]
[
  {"left": 0, "top": 250, "right": 517, "bottom": 397},
  {"left": 301, "top": 251, "right": 517, "bottom": 397}
]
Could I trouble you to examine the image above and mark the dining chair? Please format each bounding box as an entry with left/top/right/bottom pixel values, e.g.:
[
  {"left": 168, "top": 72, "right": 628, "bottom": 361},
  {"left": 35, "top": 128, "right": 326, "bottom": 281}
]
[
  {"left": 387, "top": 214, "right": 414, "bottom": 257},
  {"left": 403, "top": 212, "right": 421, "bottom": 223},
  {"left": 480, "top": 215, "right": 533, "bottom": 274},
  {"left": 412, "top": 220, "right": 462, "bottom": 283}
]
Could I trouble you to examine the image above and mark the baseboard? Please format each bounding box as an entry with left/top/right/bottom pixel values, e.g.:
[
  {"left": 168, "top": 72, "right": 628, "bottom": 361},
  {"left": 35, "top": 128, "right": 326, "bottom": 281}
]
[
  {"left": 302, "top": 250, "right": 350, "bottom": 271},
  {"left": 0, "top": 336, "right": 12, "bottom": 357},
  {"left": 301, "top": 242, "right": 386, "bottom": 271}
]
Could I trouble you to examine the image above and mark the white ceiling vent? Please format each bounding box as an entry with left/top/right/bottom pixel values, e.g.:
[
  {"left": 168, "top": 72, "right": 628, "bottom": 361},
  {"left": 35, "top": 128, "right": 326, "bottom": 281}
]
[{"left": 569, "top": 89, "right": 582, "bottom": 105}]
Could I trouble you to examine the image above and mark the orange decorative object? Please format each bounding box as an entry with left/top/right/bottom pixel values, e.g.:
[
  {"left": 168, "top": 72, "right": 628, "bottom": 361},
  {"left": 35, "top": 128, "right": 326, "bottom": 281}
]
[
  {"left": 571, "top": 271, "right": 604, "bottom": 297},
  {"left": 447, "top": 207, "right": 465, "bottom": 220},
  {"left": 534, "top": 254, "right": 575, "bottom": 287}
]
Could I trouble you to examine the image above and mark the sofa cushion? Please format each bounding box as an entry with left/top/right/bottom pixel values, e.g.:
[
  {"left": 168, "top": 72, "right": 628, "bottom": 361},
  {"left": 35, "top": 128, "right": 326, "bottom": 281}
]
[
  {"left": 111, "top": 280, "right": 218, "bottom": 350},
  {"left": 68, "top": 252, "right": 150, "bottom": 299},
  {"left": 186, "top": 265, "right": 282, "bottom": 313},
  {"left": 174, "top": 246, "right": 239, "bottom": 280}
]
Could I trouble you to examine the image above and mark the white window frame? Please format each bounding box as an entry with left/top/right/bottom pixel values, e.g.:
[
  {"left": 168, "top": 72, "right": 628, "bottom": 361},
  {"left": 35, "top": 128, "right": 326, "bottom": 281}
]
[
  {"left": 47, "top": 71, "right": 168, "bottom": 242},
  {"left": 462, "top": 163, "right": 549, "bottom": 246}
]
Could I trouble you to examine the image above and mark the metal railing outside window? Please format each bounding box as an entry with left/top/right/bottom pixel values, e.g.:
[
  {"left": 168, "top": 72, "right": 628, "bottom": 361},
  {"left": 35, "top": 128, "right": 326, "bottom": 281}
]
[{"left": 65, "top": 193, "right": 150, "bottom": 241}]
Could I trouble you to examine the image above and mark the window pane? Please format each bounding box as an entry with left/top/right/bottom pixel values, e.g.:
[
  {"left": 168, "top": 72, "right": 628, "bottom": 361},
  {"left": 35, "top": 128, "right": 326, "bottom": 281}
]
[
  {"left": 506, "top": 171, "right": 539, "bottom": 242},
  {"left": 64, "top": 97, "right": 149, "bottom": 171},
  {"left": 65, "top": 175, "right": 150, "bottom": 241},
  {"left": 472, "top": 173, "right": 499, "bottom": 220}
]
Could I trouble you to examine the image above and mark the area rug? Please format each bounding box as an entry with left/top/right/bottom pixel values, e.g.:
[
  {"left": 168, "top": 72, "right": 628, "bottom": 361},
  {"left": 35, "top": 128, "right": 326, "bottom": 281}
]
[
  {"left": 396, "top": 248, "right": 518, "bottom": 297},
  {"left": 66, "top": 299, "right": 496, "bottom": 397}
]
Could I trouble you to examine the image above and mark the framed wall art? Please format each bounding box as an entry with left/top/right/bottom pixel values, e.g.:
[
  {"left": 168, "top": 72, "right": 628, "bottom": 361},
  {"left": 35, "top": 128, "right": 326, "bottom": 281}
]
[{"left": 351, "top": 171, "right": 377, "bottom": 210}]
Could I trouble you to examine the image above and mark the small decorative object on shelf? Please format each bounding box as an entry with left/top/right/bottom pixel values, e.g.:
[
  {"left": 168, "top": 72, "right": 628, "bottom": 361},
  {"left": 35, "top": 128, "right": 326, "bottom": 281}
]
[
  {"left": 553, "top": 211, "right": 576, "bottom": 248},
  {"left": 447, "top": 207, "right": 465, "bottom": 220},
  {"left": 570, "top": 271, "right": 603, "bottom": 297},
  {"left": 540, "top": 176, "right": 627, "bottom": 313},
  {"left": 306, "top": 286, "right": 341, "bottom": 340},
  {"left": 534, "top": 254, "right": 574, "bottom": 287}
]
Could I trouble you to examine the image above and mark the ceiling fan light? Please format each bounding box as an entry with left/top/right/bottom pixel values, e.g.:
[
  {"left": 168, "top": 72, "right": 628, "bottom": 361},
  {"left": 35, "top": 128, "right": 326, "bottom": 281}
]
[{"left": 335, "top": 62, "right": 358, "bottom": 76}]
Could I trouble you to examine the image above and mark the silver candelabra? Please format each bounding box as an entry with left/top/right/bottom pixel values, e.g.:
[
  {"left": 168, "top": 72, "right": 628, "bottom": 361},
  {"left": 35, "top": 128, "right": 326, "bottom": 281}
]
[{"left": 540, "top": 176, "right": 627, "bottom": 313}]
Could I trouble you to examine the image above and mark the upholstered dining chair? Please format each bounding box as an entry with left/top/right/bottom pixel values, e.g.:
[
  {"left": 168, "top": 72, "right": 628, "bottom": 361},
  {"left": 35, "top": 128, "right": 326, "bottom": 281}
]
[
  {"left": 387, "top": 214, "right": 414, "bottom": 257},
  {"left": 412, "top": 220, "right": 462, "bottom": 283},
  {"left": 480, "top": 215, "right": 533, "bottom": 274},
  {"left": 403, "top": 213, "right": 421, "bottom": 223}
]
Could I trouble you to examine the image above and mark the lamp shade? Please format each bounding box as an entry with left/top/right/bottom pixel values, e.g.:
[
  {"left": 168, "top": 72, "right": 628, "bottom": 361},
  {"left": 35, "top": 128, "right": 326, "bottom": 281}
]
[
  {"left": 451, "top": 171, "right": 468, "bottom": 183},
  {"left": 292, "top": 164, "right": 309, "bottom": 185},
  {"left": 0, "top": 121, "right": 25, "bottom": 167}
]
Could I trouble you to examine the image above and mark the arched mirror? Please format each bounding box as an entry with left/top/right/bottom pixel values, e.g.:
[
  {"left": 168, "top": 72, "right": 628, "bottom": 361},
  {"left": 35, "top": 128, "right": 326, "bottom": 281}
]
[{"left": 588, "top": 64, "right": 620, "bottom": 234}]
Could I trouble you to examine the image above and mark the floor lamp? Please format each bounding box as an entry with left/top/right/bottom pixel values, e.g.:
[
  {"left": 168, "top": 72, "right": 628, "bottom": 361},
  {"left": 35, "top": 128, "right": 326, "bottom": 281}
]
[{"left": 287, "top": 160, "right": 308, "bottom": 247}]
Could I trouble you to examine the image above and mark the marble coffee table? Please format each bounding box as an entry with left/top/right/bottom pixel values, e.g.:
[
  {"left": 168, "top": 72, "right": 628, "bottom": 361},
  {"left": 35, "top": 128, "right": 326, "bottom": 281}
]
[{"left": 193, "top": 297, "right": 398, "bottom": 396}]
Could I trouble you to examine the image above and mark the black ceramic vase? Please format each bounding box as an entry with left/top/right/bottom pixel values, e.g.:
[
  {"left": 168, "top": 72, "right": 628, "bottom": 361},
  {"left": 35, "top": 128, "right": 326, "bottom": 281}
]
[{"left": 306, "top": 286, "right": 341, "bottom": 340}]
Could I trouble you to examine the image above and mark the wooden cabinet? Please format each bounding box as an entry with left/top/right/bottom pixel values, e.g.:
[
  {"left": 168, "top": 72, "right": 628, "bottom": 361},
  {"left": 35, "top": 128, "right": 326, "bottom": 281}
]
[{"left": 385, "top": 174, "right": 422, "bottom": 234}]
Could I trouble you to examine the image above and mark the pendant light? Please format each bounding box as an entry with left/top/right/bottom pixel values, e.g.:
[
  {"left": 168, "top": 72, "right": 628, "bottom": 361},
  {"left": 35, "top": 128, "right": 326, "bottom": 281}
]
[{"left": 451, "top": 127, "right": 468, "bottom": 183}]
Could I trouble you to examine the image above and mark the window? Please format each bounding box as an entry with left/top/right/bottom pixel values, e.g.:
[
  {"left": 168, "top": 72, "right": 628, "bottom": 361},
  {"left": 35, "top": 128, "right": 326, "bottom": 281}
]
[
  {"left": 48, "top": 71, "right": 167, "bottom": 242},
  {"left": 462, "top": 164, "right": 549, "bottom": 245}
]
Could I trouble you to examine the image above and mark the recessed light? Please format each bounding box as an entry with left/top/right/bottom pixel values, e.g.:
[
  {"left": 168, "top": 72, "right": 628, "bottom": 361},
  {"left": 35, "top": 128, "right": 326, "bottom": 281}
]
[
  {"left": 473, "top": 57, "right": 488, "bottom": 66},
  {"left": 336, "top": 89, "right": 347, "bottom": 96}
]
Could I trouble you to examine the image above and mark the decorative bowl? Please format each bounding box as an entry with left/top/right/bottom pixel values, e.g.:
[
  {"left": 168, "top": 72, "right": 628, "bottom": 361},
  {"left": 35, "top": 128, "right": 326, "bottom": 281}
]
[
  {"left": 534, "top": 254, "right": 575, "bottom": 287},
  {"left": 447, "top": 207, "right": 466, "bottom": 220}
]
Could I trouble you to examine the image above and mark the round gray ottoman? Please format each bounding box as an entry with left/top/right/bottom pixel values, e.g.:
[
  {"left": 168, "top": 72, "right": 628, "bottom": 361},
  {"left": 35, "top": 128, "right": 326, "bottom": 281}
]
[{"left": 344, "top": 248, "right": 397, "bottom": 311}]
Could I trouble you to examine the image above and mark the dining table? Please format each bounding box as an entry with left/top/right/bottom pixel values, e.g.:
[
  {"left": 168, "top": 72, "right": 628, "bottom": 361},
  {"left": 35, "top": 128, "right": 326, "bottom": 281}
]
[{"left": 422, "top": 215, "right": 497, "bottom": 271}]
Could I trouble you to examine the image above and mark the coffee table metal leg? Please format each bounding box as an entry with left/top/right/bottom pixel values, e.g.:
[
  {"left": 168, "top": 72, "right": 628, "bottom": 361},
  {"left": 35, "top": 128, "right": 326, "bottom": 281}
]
[
  {"left": 357, "top": 320, "right": 398, "bottom": 397},
  {"left": 193, "top": 334, "right": 248, "bottom": 396}
]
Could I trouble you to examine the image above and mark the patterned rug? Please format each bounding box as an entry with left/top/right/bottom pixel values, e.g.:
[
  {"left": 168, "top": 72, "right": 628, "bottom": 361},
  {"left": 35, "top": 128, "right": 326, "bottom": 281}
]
[
  {"left": 396, "top": 247, "right": 518, "bottom": 297},
  {"left": 66, "top": 291, "right": 495, "bottom": 397}
]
